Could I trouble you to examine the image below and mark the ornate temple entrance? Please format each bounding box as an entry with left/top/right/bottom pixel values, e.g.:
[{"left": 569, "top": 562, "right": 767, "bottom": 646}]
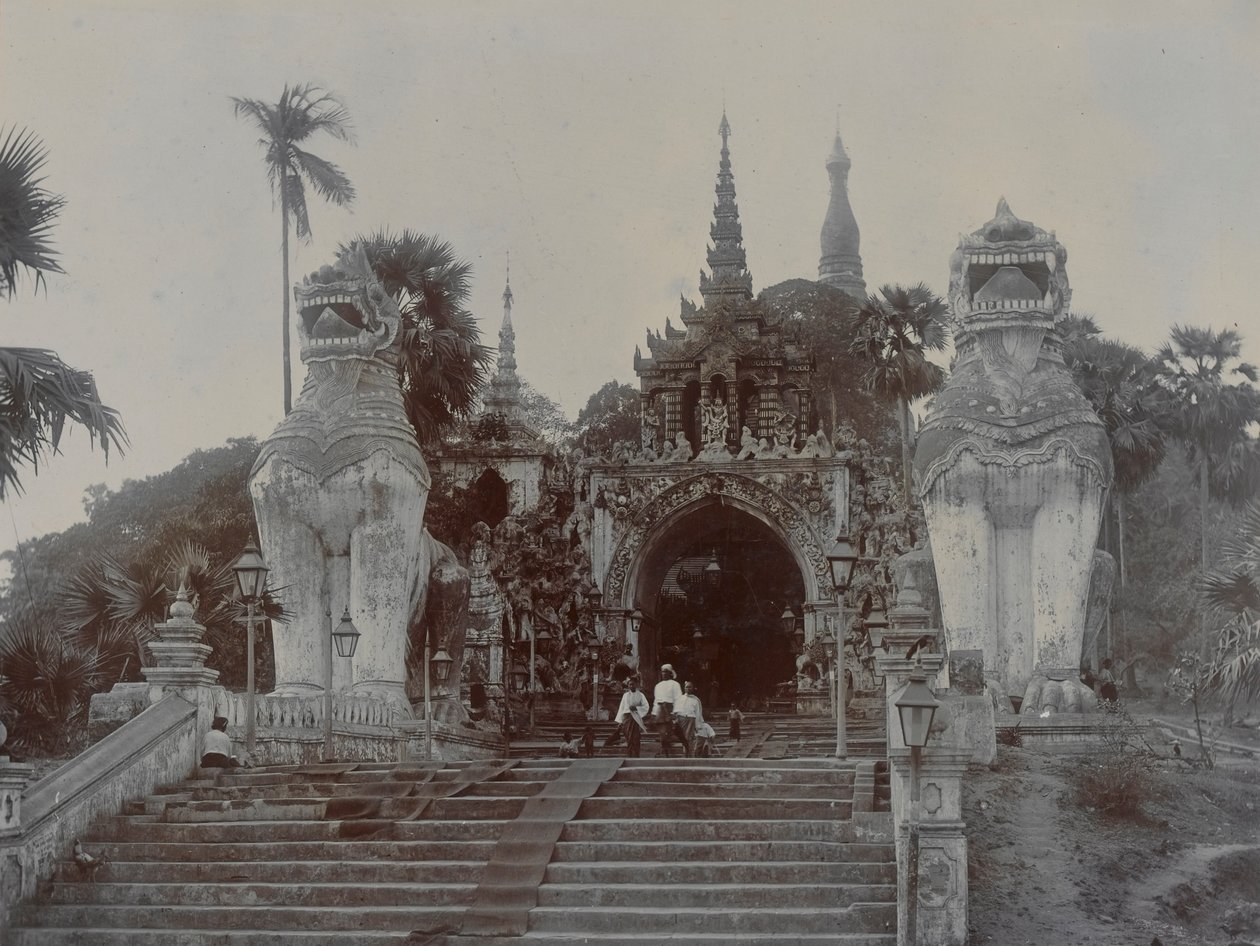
[
  {"left": 645, "top": 503, "right": 805, "bottom": 707},
  {"left": 589, "top": 462, "right": 848, "bottom": 712}
]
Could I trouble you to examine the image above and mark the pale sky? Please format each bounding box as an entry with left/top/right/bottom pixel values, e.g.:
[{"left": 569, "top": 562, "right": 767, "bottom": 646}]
[{"left": 2, "top": 0, "right": 1258, "bottom": 555}]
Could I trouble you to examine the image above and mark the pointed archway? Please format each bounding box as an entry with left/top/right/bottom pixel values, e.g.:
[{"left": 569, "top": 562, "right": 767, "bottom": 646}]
[{"left": 631, "top": 501, "right": 805, "bottom": 706}]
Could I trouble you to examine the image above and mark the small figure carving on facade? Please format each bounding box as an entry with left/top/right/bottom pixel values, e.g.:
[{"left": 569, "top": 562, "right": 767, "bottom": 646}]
[
  {"left": 833, "top": 423, "right": 857, "bottom": 454},
  {"left": 772, "top": 409, "right": 796, "bottom": 457},
  {"left": 703, "top": 397, "right": 730, "bottom": 448},
  {"left": 641, "top": 403, "right": 661, "bottom": 452},
  {"left": 815, "top": 426, "right": 836, "bottom": 458},
  {"left": 797, "top": 433, "right": 819, "bottom": 459},
  {"left": 756, "top": 437, "right": 774, "bottom": 459},
  {"left": 736, "top": 425, "right": 758, "bottom": 460},
  {"left": 670, "top": 432, "right": 693, "bottom": 462}
]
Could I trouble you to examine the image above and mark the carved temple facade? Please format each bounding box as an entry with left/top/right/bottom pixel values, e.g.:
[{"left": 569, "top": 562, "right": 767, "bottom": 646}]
[{"left": 633, "top": 113, "right": 843, "bottom": 461}]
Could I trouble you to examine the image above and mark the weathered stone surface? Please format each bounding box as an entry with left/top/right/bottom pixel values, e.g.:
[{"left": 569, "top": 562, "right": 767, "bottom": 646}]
[
  {"left": 913, "top": 201, "right": 1112, "bottom": 702},
  {"left": 250, "top": 246, "right": 467, "bottom": 711}
]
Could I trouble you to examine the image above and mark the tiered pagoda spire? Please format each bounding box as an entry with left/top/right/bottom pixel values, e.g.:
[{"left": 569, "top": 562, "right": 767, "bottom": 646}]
[
  {"left": 818, "top": 129, "right": 866, "bottom": 299},
  {"left": 699, "top": 112, "right": 754, "bottom": 306},
  {"left": 482, "top": 263, "right": 536, "bottom": 439}
]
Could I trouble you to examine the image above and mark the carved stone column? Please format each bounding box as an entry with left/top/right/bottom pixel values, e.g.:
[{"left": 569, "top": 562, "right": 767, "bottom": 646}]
[{"left": 888, "top": 747, "right": 971, "bottom": 946}]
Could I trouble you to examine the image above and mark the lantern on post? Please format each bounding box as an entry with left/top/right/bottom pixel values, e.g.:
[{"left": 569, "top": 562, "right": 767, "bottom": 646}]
[
  {"left": 322, "top": 606, "right": 360, "bottom": 761},
  {"left": 825, "top": 534, "right": 859, "bottom": 760},
  {"left": 231, "top": 539, "right": 269, "bottom": 755},
  {"left": 430, "top": 648, "right": 454, "bottom": 683},
  {"left": 331, "top": 608, "right": 361, "bottom": 658},
  {"left": 895, "top": 656, "right": 940, "bottom": 946},
  {"left": 780, "top": 606, "right": 795, "bottom": 638}
]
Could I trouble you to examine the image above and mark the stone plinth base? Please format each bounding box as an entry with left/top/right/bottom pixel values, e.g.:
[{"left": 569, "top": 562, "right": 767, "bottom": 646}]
[
  {"left": 940, "top": 693, "right": 996, "bottom": 766},
  {"left": 995, "top": 712, "right": 1129, "bottom": 747},
  {"left": 794, "top": 691, "right": 832, "bottom": 716}
]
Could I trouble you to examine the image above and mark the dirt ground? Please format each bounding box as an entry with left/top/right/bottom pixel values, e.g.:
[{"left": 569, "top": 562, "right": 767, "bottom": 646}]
[{"left": 965, "top": 700, "right": 1260, "bottom": 946}]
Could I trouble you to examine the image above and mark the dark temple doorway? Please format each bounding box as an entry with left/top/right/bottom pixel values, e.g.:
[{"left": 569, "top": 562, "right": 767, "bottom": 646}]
[{"left": 639, "top": 502, "right": 805, "bottom": 711}]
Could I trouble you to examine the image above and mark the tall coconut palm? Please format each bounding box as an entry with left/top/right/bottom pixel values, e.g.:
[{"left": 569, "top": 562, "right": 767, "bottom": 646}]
[
  {"left": 850, "top": 283, "right": 950, "bottom": 507},
  {"left": 1153, "top": 325, "right": 1260, "bottom": 571},
  {"left": 0, "top": 127, "right": 126, "bottom": 499},
  {"left": 341, "top": 230, "right": 494, "bottom": 444},
  {"left": 232, "top": 85, "right": 356, "bottom": 415}
]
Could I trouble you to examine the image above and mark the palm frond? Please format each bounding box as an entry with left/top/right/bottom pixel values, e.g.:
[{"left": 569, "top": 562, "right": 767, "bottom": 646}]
[
  {"left": 0, "top": 346, "right": 127, "bottom": 499},
  {"left": 291, "top": 147, "right": 355, "bottom": 206},
  {"left": 0, "top": 126, "right": 66, "bottom": 296}
]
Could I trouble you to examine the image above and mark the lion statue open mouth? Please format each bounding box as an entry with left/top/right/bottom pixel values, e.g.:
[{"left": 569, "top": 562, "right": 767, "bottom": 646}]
[{"left": 913, "top": 200, "right": 1112, "bottom": 712}]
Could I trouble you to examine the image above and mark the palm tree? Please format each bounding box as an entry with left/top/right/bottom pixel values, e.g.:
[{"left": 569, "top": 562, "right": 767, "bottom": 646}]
[
  {"left": 0, "top": 127, "right": 126, "bottom": 499},
  {"left": 232, "top": 85, "right": 356, "bottom": 415},
  {"left": 1198, "top": 502, "right": 1260, "bottom": 706},
  {"left": 1063, "top": 319, "right": 1168, "bottom": 667},
  {"left": 850, "top": 283, "right": 949, "bottom": 507},
  {"left": 342, "top": 230, "right": 494, "bottom": 444},
  {"left": 1153, "top": 325, "right": 1260, "bottom": 571}
]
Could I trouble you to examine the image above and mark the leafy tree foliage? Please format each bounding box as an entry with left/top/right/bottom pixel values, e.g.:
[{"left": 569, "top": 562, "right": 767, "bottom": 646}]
[
  {"left": 758, "top": 279, "right": 899, "bottom": 458},
  {"left": 849, "top": 283, "right": 950, "bottom": 508},
  {"left": 344, "top": 230, "right": 494, "bottom": 445},
  {"left": 521, "top": 381, "right": 575, "bottom": 446},
  {"left": 0, "top": 127, "right": 126, "bottom": 499},
  {"left": 1198, "top": 502, "right": 1260, "bottom": 706},
  {"left": 233, "top": 86, "right": 356, "bottom": 414},
  {"left": 0, "top": 618, "right": 102, "bottom": 754},
  {"left": 574, "top": 381, "right": 639, "bottom": 455},
  {"left": 0, "top": 438, "right": 273, "bottom": 694},
  {"left": 1153, "top": 324, "right": 1260, "bottom": 569}
]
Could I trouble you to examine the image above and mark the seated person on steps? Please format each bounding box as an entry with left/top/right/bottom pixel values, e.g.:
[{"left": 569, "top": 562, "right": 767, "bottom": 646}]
[{"left": 200, "top": 716, "right": 242, "bottom": 769}]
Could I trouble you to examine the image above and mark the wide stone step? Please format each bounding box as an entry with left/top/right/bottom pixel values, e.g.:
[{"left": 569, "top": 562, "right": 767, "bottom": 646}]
[
  {"left": 551, "top": 840, "right": 890, "bottom": 862},
  {"left": 9, "top": 903, "right": 461, "bottom": 932},
  {"left": 526, "top": 903, "right": 894, "bottom": 935},
  {"left": 88, "top": 818, "right": 508, "bottom": 843},
  {"left": 5, "top": 931, "right": 413, "bottom": 946},
  {"left": 82, "top": 839, "right": 496, "bottom": 862},
  {"left": 543, "top": 859, "right": 896, "bottom": 886},
  {"left": 73, "top": 859, "right": 485, "bottom": 885},
  {"left": 7, "top": 932, "right": 896, "bottom": 946},
  {"left": 575, "top": 796, "right": 851, "bottom": 820},
  {"left": 536, "top": 882, "right": 896, "bottom": 909},
  {"left": 595, "top": 780, "right": 848, "bottom": 799},
  {"left": 558, "top": 819, "right": 864, "bottom": 843},
  {"left": 45, "top": 881, "right": 475, "bottom": 907}
]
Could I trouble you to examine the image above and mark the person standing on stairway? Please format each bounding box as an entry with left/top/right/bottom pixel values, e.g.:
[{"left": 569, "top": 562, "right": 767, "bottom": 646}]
[
  {"left": 652, "top": 664, "right": 684, "bottom": 757},
  {"left": 674, "top": 681, "right": 704, "bottom": 758},
  {"left": 609, "top": 676, "right": 650, "bottom": 757}
]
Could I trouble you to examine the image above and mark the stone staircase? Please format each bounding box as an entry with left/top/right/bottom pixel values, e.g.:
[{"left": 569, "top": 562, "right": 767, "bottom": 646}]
[{"left": 6, "top": 757, "right": 896, "bottom": 945}]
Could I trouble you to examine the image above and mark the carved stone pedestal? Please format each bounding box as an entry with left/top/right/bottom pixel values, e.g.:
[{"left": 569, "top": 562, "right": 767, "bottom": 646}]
[{"left": 889, "top": 747, "right": 971, "bottom": 946}]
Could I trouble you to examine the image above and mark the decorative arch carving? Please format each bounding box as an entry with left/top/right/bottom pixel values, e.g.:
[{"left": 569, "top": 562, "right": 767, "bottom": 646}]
[{"left": 603, "top": 470, "right": 833, "bottom": 606}]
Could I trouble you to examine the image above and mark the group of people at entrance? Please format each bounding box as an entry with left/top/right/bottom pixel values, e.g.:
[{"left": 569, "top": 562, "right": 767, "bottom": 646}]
[{"left": 604, "top": 664, "right": 719, "bottom": 758}]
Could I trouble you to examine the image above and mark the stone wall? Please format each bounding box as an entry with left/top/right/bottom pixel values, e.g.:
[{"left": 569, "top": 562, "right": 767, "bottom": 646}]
[{"left": 0, "top": 695, "right": 198, "bottom": 922}]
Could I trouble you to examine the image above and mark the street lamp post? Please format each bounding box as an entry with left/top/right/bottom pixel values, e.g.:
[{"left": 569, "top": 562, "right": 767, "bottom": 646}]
[
  {"left": 585, "top": 632, "right": 602, "bottom": 722},
  {"left": 231, "top": 540, "right": 269, "bottom": 755},
  {"left": 826, "top": 534, "right": 859, "bottom": 759},
  {"left": 424, "top": 638, "right": 454, "bottom": 761},
  {"left": 894, "top": 657, "right": 941, "bottom": 946},
  {"left": 324, "top": 607, "right": 361, "bottom": 760}
]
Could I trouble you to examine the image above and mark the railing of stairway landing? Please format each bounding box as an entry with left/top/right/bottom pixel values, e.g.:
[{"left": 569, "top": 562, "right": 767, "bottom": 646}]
[{"left": 0, "top": 695, "right": 199, "bottom": 925}]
